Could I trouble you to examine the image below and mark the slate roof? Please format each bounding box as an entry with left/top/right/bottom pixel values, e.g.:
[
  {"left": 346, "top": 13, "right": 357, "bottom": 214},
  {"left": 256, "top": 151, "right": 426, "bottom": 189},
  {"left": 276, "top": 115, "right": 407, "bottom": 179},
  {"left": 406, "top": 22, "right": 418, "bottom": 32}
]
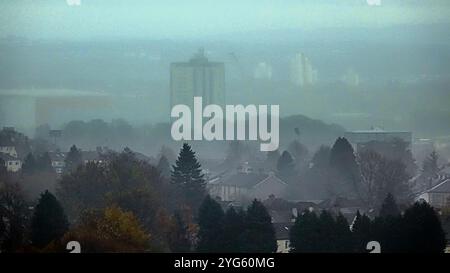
[{"left": 221, "top": 172, "right": 268, "bottom": 188}]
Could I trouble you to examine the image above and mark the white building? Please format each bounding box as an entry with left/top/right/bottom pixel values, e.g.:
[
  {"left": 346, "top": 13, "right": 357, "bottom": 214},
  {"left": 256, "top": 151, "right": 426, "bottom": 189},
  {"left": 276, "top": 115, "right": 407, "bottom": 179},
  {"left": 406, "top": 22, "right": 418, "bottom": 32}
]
[
  {"left": 0, "top": 145, "right": 18, "bottom": 158},
  {"left": 344, "top": 128, "right": 412, "bottom": 151},
  {"left": 0, "top": 153, "right": 22, "bottom": 172},
  {"left": 290, "top": 53, "right": 317, "bottom": 87},
  {"left": 253, "top": 62, "right": 273, "bottom": 80},
  {"left": 49, "top": 151, "right": 66, "bottom": 174},
  {"left": 208, "top": 167, "right": 288, "bottom": 202},
  {"left": 341, "top": 68, "right": 360, "bottom": 87},
  {"left": 274, "top": 223, "right": 292, "bottom": 253},
  {"left": 170, "top": 48, "right": 225, "bottom": 110},
  {"left": 417, "top": 179, "right": 450, "bottom": 208}
]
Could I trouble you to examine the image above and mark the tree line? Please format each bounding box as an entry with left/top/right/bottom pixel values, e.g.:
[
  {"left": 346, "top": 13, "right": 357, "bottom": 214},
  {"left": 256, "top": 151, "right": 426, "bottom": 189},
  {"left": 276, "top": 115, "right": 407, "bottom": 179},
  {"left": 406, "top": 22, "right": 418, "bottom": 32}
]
[{"left": 289, "top": 194, "right": 446, "bottom": 253}]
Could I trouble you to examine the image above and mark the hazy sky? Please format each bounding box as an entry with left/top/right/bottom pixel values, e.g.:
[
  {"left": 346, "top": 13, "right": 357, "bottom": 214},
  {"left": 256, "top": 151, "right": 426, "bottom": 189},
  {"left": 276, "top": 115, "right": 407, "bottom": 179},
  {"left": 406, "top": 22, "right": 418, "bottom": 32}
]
[{"left": 1, "top": 0, "right": 450, "bottom": 40}]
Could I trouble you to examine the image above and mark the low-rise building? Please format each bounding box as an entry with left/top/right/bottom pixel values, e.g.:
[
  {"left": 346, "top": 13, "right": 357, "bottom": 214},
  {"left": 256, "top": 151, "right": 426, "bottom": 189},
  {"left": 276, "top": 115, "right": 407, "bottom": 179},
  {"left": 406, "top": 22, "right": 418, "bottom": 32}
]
[
  {"left": 208, "top": 169, "right": 288, "bottom": 202},
  {"left": 0, "top": 145, "right": 18, "bottom": 158},
  {"left": 274, "top": 222, "right": 293, "bottom": 253},
  {"left": 417, "top": 179, "right": 450, "bottom": 208},
  {"left": 0, "top": 153, "right": 22, "bottom": 172},
  {"left": 49, "top": 151, "right": 66, "bottom": 174}
]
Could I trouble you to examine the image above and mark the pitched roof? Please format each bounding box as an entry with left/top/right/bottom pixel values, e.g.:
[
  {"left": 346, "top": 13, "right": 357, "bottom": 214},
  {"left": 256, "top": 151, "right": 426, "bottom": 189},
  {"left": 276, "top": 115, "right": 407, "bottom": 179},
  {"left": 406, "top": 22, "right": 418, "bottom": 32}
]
[
  {"left": 48, "top": 151, "right": 66, "bottom": 161},
  {"left": 220, "top": 172, "right": 268, "bottom": 188},
  {"left": 0, "top": 153, "right": 20, "bottom": 161},
  {"left": 426, "top": 179, "right": 450, "bottom": 193},
  {"left": 253, "top": 174, "right": 287, "bottom": 189}
]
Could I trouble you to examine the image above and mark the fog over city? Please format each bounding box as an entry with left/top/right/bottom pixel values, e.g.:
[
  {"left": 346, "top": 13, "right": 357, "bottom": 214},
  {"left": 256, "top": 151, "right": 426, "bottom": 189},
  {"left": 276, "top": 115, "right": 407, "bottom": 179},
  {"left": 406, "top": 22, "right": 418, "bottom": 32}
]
[{"left": 0, "top": 0, "right": 450, "bottom": 254}]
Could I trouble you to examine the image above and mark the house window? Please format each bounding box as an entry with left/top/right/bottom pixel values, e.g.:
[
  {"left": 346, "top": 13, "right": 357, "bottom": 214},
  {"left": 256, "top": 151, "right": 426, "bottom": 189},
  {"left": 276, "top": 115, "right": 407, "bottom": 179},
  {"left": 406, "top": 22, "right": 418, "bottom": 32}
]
[{"left": 285, "top": 241, "right": 289, "bottom": 249}]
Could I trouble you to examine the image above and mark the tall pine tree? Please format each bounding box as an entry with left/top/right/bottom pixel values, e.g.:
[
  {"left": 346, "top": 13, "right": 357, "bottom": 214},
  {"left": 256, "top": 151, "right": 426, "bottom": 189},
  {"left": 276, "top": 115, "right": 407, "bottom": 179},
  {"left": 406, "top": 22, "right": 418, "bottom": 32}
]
[
  {"left": 329, "top": 137, "right": 360, "bottom": 198},
  {"left": 171, "top": 143, "right": 206, "bottom": 211},
  {"left": 276, "top": 151, "right": 296, "bottom": 182},
  {"left": 31, "top": 190, "right": 69, "bottom": 248},
  {"left": 289, "top": 210, "right": 321, "bottom": 253},
  {"left": 334, "top": 212, "right": 353, "bottom": 252},
  {"left": 241, "top": 200, "right": 277, "bottom": 253},
  {"left": 351, "top": 210, "right": 372, "bottom": 252},
  {"left": 401, "top": 201, "right": 446, "bottom": 253},
  {"left": 196, "top": 195, "right": 224, "bottom": 252},
  {"left": 222, "top": 207, "right": 245, "bottom": 252},
  {"left": 379, "top": 193, "right": 400, "bottom": 218}
]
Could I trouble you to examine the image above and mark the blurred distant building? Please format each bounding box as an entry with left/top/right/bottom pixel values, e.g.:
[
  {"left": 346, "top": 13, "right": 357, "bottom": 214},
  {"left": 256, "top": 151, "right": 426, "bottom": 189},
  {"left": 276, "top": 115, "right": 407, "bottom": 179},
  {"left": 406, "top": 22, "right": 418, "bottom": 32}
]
[
  {"left": 0, "top": 89, "right": 111, "bottom": 131},
  {"left": 344, "top": 128, "right": 412, "bottom": 151},
  {"left": 341, "top": 68, "right": 360, "bottom": 87},
  {"left": 170, "top": 49, "right": 225, "bottom": 109},
  {"left": 290, "top": 53, "right": 317, "bottom": 88},
  {"left": 207, "top": 163, "right": 288, "bottom": 202},
  {"left": 0, "top": 153, "right": 22, "bottom": 172},
  {"left": 253, "top": 62, "right": 273, "bottom": 80}
]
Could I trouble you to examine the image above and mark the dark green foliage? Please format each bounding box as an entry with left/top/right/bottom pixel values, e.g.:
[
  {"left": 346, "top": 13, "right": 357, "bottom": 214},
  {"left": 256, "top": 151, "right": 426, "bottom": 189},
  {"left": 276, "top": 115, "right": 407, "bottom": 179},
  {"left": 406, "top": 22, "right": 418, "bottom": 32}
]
[
  {"left": 311, "top": 145, "right": 331, "bottom": 169},
  {"left": 276, "top": 150, "right": 296, "bottom": 182},
  {"left": 0, "top": 182, "right": 29, "bottom": 252},
  {"left": 241, "top": 199, "right": 277, "bottom": 253},
  {"left": 401, "top": 202, "right": 446, "bottom": 253},
  {"left": 0, "top": 158, "right": 7, "bottom": 180},
  {"left": 222, "top": 207, "right": 245, "bottom": 252},
  {"left": 317, "top": 210, "right": 335, "bottom": 252},
  {"left": 171, "top": 143, "right": 206, "bottom": 211},
  {"left": 289, "top": 210, "right": 322, "bottom": 252},
  {"left": 36, "top": 152, "right": 54, "bottom": 172},
  {"left": 329, "top": 137, "right": 361, "bottom": 197},
  {"left": 22, "top": 152, "right": 54, "bottom": 175},
  {"left": 22, "top": 153, "right": 37, "bottom": 175},
  {"left": 334, "top": 213, "right": 353, "bottom": 252},
  {"left": 290, "top": 210, "right": 353, "bottom": 253},
  {"left": 371, "top": 215, "right": 404, "bottom": 253},
  {"left": 287, "top": 140, "right": 309, "bottom": 169},
  {"left": 196, "top": 198, "right": 277, "bottom": 253},
  {"left": 379, "top": 193, "right": 400, "bottom": 218},
  {"left": 169, "top": 211, "right": 192, "bottom": 253},
  {"left": 196, "top": 196, "right": 224, "bottom": 252},
  {"left": 31, "top": 190, "right": 69, "bottom": 248},
  {"left": 300, "top": 146, "right": 332, "bottom": 198},
  {"left": 351, "top": 210, "right": 372, "bottom": 252}
]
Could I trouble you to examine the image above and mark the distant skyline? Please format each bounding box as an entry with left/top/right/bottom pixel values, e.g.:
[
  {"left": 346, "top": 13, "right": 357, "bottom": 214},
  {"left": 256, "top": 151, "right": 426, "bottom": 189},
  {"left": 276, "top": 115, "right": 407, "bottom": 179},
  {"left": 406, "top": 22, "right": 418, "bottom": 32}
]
[{"left": 1, "top": 0, "right": 450, "bottom": 40}]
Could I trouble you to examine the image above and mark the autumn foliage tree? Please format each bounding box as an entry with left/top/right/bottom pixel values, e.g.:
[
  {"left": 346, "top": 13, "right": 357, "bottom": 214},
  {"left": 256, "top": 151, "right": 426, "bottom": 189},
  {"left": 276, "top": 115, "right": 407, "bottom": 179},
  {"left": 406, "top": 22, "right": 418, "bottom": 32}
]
[{"left": 59, "top": 206, "right": 152, "bottom": 252}]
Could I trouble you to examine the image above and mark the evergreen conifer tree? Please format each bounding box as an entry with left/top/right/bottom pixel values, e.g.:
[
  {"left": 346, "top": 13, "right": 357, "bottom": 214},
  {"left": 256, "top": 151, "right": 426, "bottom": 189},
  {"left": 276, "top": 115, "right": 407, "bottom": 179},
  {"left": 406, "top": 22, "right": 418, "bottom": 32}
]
[{"left": 31, "top": 190, "right": 69, "bottom": 248}]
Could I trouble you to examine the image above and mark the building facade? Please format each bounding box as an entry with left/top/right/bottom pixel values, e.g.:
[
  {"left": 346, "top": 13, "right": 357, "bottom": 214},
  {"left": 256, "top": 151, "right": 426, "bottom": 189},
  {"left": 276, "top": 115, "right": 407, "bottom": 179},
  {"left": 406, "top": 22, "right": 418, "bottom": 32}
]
[{"left": 170, "top": 49, "right": 225, "bottom": 110}]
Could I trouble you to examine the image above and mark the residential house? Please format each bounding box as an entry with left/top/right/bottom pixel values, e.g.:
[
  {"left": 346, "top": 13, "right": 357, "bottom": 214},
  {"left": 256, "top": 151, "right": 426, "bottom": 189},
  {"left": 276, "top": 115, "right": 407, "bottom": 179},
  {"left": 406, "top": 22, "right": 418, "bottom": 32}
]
[
  {"left": 0, "top": 153, "right": 22, "bottom": 172},
  {"left": 49, "top": 151, "right": 66, "bottom": 174},
  {"left": 0, "top": 145, "right": 18, "bottom": 158},
  {"left": 208, "top": 165, "right": 288, "bottom": 202},
  {"left": 274, "top": 222, "right": 293, "bottom": 253},
  {"left": 417, "top": 179, "right": 450, "bottom": 208}
]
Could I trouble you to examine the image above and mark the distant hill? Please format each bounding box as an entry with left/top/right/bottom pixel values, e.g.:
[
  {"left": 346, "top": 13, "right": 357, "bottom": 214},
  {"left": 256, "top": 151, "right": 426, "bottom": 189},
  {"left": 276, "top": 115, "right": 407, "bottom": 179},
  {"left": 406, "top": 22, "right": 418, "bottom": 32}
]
[{"left": 279, "top": 114, "right": 345, "bottom": 149}]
